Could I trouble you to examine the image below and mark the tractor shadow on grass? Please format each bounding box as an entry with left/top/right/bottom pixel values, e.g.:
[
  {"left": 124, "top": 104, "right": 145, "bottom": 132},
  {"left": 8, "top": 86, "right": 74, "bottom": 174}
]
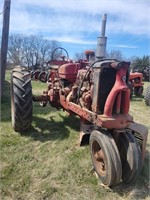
[
  {"left": 1, "top": 79, "right": 80, "bottom": 142},
  {"left": 20, "top": 112, "right": 80, "bottom": 143}
]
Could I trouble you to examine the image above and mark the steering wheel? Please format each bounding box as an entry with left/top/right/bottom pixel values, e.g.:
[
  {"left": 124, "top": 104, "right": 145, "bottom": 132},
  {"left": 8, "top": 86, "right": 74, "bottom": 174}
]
[{"left": 51, "top": 47, "right": 69, "bottom": 60}]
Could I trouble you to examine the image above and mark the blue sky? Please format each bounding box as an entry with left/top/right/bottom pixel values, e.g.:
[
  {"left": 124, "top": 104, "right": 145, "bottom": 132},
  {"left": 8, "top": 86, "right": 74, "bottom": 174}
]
[{"left": 0, "top": 0, "right": 150, "bottom": 59}]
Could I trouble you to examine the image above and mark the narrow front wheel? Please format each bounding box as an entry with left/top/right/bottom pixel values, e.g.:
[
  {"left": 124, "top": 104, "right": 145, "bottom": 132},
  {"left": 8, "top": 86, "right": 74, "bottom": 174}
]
[
  {"left": 89, "top": 130, "right": 122, "bottom": 187},
  {"left": 134, "top": 86, "right": 143, "bottom": 96},
  {"left": 117, "top": 132, "right": 142, "bottom": 184}
]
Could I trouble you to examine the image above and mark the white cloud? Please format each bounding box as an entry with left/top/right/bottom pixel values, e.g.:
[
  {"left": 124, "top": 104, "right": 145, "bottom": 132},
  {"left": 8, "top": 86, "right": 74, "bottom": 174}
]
[
  {"left": 45, "top": 35, "right": 96, "bottom": 45},
  {"left": 1, "top": 0, "right": 150, "bottom": 45},
  {"left": 111, "top": 44, "right": 138, "bottom": 49}
]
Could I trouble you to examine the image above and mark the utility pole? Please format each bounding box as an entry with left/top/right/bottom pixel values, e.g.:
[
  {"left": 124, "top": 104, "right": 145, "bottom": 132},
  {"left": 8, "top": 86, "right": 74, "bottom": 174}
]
[{"left": 0, "top": 0, "right": 11, "bottom": 98}]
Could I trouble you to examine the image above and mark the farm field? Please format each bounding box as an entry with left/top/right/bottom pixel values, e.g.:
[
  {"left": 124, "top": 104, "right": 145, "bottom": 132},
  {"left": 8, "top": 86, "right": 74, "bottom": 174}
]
[{"left": 1, "top": 70, "right": 150, "bottom": 200}]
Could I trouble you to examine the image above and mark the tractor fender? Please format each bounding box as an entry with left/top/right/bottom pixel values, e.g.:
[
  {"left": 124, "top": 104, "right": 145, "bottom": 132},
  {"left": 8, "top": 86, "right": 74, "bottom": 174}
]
[{"left": 128, "top": 122, "right": 148, "bottom": 164}]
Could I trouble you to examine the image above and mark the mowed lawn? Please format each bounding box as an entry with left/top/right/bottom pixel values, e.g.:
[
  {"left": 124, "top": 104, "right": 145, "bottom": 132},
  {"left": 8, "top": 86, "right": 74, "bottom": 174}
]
[{"left": 1, "top": 70, "right": 150, "bottom": 200}]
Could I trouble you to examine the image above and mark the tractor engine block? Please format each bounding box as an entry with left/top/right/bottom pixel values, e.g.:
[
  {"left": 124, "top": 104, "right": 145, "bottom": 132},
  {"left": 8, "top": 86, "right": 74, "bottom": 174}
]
[{"left": 74, "top": 69, "right": 93, "bottom": 110}]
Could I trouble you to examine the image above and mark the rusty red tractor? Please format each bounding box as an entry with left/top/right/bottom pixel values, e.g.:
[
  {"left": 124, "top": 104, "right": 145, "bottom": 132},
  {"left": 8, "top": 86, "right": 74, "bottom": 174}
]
[
  {"left": 11, "top": 14, "right": 148, "bottom": 187},
  {"left": 129, "top": 72, "right": 144, "bottom": 98}
]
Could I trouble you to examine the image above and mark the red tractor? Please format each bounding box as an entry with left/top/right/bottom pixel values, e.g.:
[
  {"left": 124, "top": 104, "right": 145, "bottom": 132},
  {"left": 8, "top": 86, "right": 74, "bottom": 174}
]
[
  {"left": 11, "top": 15, "right": 148, "bottom": 187},
  {"left": 129, "top": 72, "right": 144, "bottom": 97}
]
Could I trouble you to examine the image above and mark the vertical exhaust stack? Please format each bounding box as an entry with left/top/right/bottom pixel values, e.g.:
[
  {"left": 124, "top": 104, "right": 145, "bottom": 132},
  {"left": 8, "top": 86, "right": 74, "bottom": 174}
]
[{"left": 96, "top": 14, "right": 107, "bottom": 60}]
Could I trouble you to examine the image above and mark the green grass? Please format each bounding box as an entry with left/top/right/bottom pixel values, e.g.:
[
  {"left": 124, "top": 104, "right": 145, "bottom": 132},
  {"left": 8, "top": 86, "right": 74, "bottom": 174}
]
[{"left": 0, "top": 70, "right": 150, "bottom": 200}]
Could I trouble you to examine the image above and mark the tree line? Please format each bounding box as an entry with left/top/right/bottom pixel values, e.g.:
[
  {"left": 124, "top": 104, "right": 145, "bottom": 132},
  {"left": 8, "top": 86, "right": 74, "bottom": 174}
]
[
  {"left": 1, "top": 34, "right": 149, "bottom": 72},
  {"left": 6, "top": 34, "right": 61, "bottom": 69}
]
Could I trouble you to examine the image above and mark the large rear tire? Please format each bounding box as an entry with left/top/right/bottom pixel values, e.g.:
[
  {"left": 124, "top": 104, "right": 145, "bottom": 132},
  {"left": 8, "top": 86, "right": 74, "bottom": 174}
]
[
  {"left": 89, "top": 130, "right": 122, "bottom": 187},
  {"left": 144, "top": 85, "right": 150, "bottom": 106},
  {"left": 117, "top": 132, "right": 142, "bottom": 184},
  {"left": 11, "top": 67, "right": 32, "bottom": 131}
]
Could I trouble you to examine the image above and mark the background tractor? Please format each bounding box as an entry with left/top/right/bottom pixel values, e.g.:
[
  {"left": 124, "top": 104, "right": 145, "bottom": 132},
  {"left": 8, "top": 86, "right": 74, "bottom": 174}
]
[
  {"left": 129, "top": 72, "right": 144, "bottom": 98},
  {"left": 11, "top": 14, "right": 148, "bottom": 187}
]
